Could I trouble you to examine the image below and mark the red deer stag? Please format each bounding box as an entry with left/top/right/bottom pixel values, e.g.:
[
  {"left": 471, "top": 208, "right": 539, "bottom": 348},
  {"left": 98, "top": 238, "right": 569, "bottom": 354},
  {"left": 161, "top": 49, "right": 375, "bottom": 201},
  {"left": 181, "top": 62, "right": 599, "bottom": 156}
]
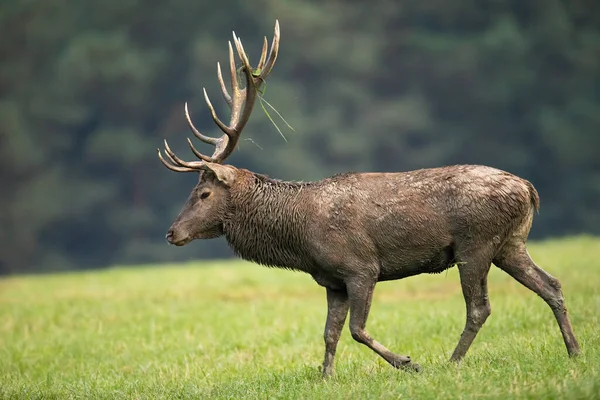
[{"left": 158, "top": 20, "right": 580, "bottom": 376}]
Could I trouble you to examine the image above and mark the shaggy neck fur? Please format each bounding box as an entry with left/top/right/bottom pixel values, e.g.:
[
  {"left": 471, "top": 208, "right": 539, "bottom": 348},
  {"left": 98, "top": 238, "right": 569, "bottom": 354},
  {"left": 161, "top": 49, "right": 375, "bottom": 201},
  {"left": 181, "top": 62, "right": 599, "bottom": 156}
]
[{"left": 222, "top": 171, "right": 316, "bottom": 272}]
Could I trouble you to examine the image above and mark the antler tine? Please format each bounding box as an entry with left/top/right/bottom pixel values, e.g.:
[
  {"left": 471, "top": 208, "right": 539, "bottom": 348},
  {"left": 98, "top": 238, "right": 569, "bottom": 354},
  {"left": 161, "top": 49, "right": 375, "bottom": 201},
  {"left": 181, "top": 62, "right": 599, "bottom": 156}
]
[
  {"left": 184, "top": 102, "right": 219, "bottom": 146},
  {"left": 187, "top": 138, "right": 214, "bottom": 163},
  {"left": 203, "top": 87, "right": 233, "bottom": 135},
  {"left": 157, "top": 149, "right": 197, "bottom": 172},
  {"left": 259, "top": 20, "right": 280, "bottom": 79},
  {"left": 228, "top": 41, "right": 239, "bottom": 99},
  {"left": 163, "top": 140, "right": 206, "bottom": 169},
  {"left": 216, "top": 62, "right": 232, "bottom": 108},
  {"left": 232, "top": 33, "right": 251, "bottom": 73},
  {"left": 257, "top": 37, "right": 268, "bottom": 70},
  {"left": 161, "top": 140, "right": 187, "bottom": 167}
]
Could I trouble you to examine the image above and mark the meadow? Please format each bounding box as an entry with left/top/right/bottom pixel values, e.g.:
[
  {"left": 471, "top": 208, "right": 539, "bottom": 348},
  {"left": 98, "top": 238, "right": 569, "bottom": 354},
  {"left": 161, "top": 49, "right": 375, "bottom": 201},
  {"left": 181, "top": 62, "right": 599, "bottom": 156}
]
[{"left": 1, "top": 237, "right": 599, "bottom": 399}]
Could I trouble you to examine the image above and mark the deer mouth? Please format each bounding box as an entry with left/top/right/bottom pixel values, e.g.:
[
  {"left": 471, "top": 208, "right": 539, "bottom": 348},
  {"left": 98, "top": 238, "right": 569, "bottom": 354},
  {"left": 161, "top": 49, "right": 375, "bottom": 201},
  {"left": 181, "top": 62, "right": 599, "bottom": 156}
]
[{"left": 172, "top": 238, "right": 192, "bottom": 246}]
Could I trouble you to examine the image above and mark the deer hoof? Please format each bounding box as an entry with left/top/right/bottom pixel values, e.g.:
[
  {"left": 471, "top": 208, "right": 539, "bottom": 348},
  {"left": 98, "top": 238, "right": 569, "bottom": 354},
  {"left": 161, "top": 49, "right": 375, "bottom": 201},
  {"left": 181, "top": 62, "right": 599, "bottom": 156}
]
[
  {"left": 391, "top": 356, "right": 422, "bottom": 372},
  {"left": 409, "top": 362, "right": 422, "bottom": 373}
]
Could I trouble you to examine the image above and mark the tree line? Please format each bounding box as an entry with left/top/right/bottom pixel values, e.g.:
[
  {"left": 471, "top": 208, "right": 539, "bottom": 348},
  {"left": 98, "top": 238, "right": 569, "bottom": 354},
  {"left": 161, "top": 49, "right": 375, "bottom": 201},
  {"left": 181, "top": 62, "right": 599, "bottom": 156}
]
[{"left": 1, "top": 0, "right": 598, "bottom": 274}]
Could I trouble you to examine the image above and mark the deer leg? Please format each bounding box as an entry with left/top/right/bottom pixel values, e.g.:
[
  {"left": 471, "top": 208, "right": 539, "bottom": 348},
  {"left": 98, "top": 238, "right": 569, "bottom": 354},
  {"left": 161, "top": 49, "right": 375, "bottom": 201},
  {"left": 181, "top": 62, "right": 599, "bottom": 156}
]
[
  {"left": 322, "top": 287, "right": 349, "bottom": 378},
  {"left": 346, "top": 278, "right": 421, "bottom": 372},
  {"left": 494, "top": 243, "right": 580, "bottom": 357},
  {"left": 450, "top": 258, "right": 492, "bottom": 362}
]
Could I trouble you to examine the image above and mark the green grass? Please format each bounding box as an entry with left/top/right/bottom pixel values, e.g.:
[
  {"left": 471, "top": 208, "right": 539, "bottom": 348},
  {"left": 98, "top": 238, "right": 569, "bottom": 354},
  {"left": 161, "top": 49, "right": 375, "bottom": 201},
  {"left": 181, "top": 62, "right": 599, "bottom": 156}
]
[{"left": 1, "top": 237, "right": 599, "bottom": 399}]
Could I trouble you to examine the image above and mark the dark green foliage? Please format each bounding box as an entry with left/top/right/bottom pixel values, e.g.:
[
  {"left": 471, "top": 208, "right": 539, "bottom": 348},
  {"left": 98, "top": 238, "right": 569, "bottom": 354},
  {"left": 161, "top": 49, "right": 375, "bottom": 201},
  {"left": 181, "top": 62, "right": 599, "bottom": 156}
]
[{"left": 1, "top": 0, "right": 598, "bottom": 274}]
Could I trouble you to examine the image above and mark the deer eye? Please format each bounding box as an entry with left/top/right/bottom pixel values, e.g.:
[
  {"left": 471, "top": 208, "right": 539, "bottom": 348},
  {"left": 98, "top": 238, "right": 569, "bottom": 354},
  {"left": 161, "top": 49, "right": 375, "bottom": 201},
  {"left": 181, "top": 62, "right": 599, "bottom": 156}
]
[{"left": 200, "top": 191, "right": 211, "bottom": 200}]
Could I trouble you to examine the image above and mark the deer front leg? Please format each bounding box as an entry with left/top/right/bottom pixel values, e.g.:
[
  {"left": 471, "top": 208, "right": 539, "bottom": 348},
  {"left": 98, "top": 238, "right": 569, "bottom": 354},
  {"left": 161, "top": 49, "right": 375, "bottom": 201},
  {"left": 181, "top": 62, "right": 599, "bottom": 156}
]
[
  {"left": 322, "top": 287, "right": 350, "bottom": 378},
  {"left": 346, "top": 277, "right": 422, "bottom": 372}
]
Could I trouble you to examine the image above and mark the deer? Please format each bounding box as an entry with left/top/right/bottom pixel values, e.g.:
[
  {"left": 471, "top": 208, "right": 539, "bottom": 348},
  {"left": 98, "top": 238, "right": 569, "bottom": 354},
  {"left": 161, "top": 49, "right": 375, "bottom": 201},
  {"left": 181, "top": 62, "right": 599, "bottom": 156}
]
[{"left": 158, "top": 20, "right": 580, "bottom": 377}]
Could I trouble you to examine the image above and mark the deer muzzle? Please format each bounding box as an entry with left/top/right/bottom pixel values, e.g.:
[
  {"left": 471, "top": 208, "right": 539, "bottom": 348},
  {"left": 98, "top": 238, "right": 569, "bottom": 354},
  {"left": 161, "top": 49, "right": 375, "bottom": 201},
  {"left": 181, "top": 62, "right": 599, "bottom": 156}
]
[{"left": 165, "top": 227, "right": 191, "bottom": 246}]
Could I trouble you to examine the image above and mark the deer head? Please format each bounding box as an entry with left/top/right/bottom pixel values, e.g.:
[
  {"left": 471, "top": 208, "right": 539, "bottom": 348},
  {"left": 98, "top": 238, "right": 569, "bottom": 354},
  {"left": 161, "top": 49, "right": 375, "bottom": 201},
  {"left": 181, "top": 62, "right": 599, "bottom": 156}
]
[{"left": 158, "top": 21, "right": 280, "bottom": 246}]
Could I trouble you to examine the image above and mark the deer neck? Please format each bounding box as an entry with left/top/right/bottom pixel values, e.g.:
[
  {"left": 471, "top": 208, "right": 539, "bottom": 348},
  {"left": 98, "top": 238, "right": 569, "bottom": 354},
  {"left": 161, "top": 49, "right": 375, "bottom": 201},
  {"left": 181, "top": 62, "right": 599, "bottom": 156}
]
[{"left": 222, "top": 171, "right": 314, "bottom": 271}]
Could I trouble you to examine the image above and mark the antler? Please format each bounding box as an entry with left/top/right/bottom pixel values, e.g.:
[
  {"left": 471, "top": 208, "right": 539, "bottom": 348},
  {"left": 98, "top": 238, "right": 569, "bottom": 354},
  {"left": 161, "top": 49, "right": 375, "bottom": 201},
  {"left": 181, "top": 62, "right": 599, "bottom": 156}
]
[{"left": 158, "top": 20, "right": 280, "bottom": 172}]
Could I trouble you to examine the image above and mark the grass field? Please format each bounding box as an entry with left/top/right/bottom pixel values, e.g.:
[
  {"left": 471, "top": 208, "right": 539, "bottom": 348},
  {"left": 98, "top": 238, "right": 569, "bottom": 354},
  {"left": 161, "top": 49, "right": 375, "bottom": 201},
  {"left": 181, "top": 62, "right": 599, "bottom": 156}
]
[{"left": 1, "top": 237, "right": 599, "bottom": 399}]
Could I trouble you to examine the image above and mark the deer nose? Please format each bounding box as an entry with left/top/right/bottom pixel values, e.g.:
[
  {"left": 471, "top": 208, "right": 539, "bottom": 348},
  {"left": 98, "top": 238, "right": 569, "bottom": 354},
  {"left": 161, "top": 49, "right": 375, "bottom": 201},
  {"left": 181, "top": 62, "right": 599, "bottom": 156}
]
[{"left": 165, "top": 229, "right": 174, "bottom": 243}]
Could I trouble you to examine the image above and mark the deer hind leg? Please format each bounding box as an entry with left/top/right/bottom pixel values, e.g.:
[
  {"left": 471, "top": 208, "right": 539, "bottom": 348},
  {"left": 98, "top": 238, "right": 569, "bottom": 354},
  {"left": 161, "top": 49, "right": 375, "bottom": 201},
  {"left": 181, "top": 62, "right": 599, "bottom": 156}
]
[
  {"left": 493, "top": 242, "right": 581, "bottom": 357},
  {"left": 450, "top": 253, "right": 493, "bottom": 362},
  {"left": 345, "top": 277, "right": 422, "bottom": 372}
]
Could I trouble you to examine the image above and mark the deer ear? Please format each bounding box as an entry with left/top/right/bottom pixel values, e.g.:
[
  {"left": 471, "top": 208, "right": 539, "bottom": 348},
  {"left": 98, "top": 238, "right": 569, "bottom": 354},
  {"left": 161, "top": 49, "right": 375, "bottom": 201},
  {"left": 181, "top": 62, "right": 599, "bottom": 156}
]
[{"left": 202, "top": 163, "right": 237, "bottom": 186}]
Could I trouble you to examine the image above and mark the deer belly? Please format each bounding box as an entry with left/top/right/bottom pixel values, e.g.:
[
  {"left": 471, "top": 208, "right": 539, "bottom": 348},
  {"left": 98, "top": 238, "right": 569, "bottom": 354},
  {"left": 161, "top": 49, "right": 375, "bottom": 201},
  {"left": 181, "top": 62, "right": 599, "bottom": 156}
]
[{"left": 377, "top": 244, "right": 456, "bottom": 281}]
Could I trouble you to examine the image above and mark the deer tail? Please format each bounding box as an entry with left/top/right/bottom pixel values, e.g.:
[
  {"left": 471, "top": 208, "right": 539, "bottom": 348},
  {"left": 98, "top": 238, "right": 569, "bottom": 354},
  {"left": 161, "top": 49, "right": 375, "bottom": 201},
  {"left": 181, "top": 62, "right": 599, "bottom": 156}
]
[{"left": 525, "top": 180, "right": 540, "bottom": 213}]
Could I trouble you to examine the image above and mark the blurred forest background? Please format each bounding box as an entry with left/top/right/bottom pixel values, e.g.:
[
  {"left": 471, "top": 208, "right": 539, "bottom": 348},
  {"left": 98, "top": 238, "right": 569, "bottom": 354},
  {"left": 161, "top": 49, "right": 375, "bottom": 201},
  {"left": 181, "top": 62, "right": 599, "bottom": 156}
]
[{"left": 1, "top": 0, "right": 599, "bottom": 275}]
